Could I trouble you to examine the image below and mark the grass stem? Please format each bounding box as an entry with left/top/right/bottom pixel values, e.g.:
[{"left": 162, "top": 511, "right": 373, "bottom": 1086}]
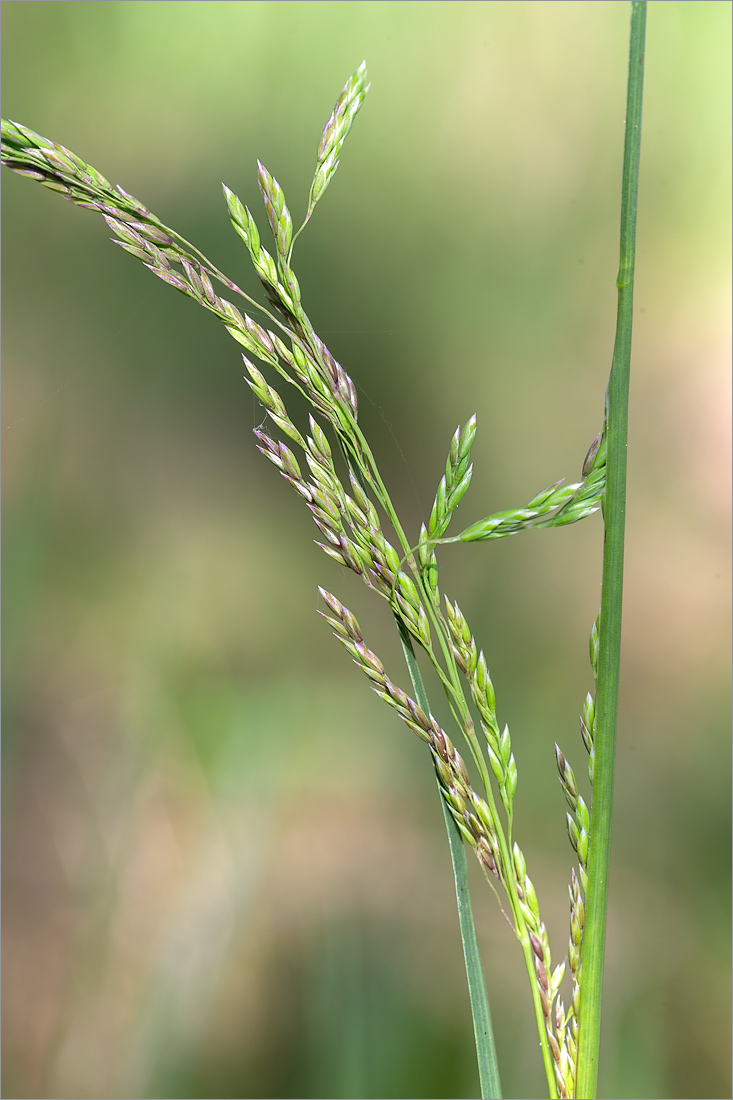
[{"left": 575, "top": 4, "right": 646, "bottom": 1096}]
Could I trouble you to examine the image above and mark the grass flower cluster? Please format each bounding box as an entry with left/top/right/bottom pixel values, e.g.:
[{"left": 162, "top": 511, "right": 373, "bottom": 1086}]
[{"left": 2, "top": 5, "right": 646, "bottom": 1094}]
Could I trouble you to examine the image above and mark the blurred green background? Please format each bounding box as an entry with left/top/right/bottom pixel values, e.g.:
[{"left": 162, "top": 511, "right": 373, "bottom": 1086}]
[{"left": 2, "top": 3, "right": 730, "bottom": 1098}]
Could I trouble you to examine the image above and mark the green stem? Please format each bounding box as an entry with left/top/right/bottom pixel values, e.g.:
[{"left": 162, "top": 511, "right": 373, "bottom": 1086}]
[
  {"left": 575, "top": 4, "right": 646, "bottom": 1097},
  {"left": 396, "top": 619, "right": 502, "bottom": 1100}
]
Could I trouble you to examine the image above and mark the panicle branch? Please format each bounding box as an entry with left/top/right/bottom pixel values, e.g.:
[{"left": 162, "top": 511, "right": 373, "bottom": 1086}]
[
  {"left": 318, "top": 589, "right": 502, "bottom": 881},
  {"left": 2, "top": 118, "right": 155, "bottom": 222},
  {"left": 445, "top": 599, "right": 517, "bottom": 817},
  {"left": 441, "top": 430, "right": 607, "bottom": 547},
  {"left": 418, "top": 416, "right": 476, "bottom": 604},
  {"left": 513, "top": 844, "right": 573, "bottom": 1099},
  {"left": 553, "top": 607, "right": 601, "bottom": 1093},
  {"left": 303, "top": 61, "right": 370, "bottom": 227}
]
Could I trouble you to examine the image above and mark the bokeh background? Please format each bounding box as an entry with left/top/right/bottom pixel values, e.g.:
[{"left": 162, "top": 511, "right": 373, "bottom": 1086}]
[{"left": 2, "top": 3, "right": 730, "bottom": 1098}]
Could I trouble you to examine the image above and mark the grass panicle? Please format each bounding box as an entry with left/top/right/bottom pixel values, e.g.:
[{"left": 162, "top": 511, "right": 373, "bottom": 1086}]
[
  {"left": 0, "top": 72, "right": 591, "bottom": 1100},
  {"left": 3, "top": 14, "right": 645, "bottom": 1090}
]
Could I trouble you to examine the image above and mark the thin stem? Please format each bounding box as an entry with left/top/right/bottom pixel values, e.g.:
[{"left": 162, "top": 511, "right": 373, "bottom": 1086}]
[
  {"left": 575, "top": 4, "right": 646, "bottom": 1097},
  {"left": 396, "top": 620, "right": 502, "bottom": 1100}
]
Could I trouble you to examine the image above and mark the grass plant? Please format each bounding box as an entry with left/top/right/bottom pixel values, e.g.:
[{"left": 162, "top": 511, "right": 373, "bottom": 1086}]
[{"left": 1, "top": 5, "right": 646, "bottom": 1096}]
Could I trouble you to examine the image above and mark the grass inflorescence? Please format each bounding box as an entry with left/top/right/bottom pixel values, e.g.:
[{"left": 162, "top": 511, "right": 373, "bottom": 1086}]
[{"left": 2, "top": 12, "right": 645, "bottom": 1092}]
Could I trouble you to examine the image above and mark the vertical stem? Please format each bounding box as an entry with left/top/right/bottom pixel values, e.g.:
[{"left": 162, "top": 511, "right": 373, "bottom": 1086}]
[
  {"left": 397, "top": 619, "right": 502, "bottom": 1100},
  {"left": 575, "top": 4, "right": 646, "bottom": 1097}
]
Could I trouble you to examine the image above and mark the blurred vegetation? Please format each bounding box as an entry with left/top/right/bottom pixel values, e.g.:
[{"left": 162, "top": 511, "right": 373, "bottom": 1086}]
[{"left": 2, "top": 2, "right": 730, "bottom": 1098}]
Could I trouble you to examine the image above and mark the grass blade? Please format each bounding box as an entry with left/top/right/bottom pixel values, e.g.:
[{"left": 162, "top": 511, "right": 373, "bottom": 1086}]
[{"left": 396, "top": 618, "right": 502, "bottom": 1100}]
